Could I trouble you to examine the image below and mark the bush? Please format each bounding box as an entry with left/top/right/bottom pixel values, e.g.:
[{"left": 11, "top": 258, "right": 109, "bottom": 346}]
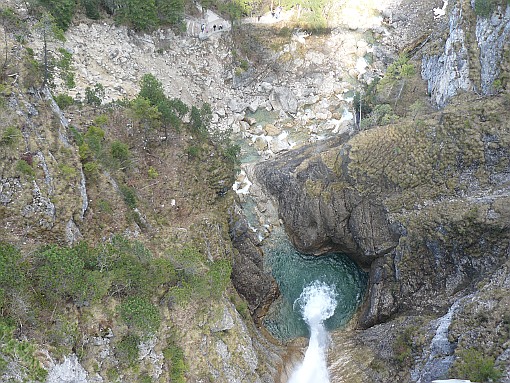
[
  {"left": 85, "top": 83, "right": 105, "bottom": 106},
  {"left": 110, "top": 140, "right": 130, "bottom": 166},
  {"left": 474, "top": 0, "right": 501, "bottom": 17},
  {"left": 163, "top": 344, "right": 186, "bottom": 383},
  {"left": 56, "top": 48, "right": 75, "bottom": 89},
  {"left": 453, "top": 348, "right": 502, "bottom": 382},
  {"left": 147, "top": 166, "right": 158, "bottom": 179},
  {"left": 54, "top": 93, "right": 74, "bottom": 109},
  {"left": 82, "top": 0, "right": 100, "bottom": 19},
  {"left": 393, "top": 327, "right": 415, "bottom": 366},
  {"left": 39, "top": 0, "right": 76, "bottom": 31},
  {"left": 33, "top": 246, "right": 86, "bottom": 305},
  {"left": 0, "top": 319, "right": 48, "bottom": 381},
  {"left": 115, "top": 333, "right": 140, "bottom": 366},
  {"left": 138, "top": 73, "right": 166, "bottom": 106},
  {"left": 58, "top": 163, "right": 77, "bottom": 180},
  {"left": 119, "top": 184, "right": 137, "bottom": 208},
  {"left": 119, "top": 296, "right": 161, "bottom": 334},
  {"left": 83, "top": 161, "right": 99, "bottom": 177},
  {"left": 116, "top": 0, "right": 158, "bottom": 31},
  {"left": 15, "top": 159, "right": 35, "bottom": 177},
  {"left": 0, "top": 243, "right": 28, "bottom": 313},
  {"left": 186, "top": 145, "right": 201, "bottom": 160},
  {"left": 0, "top": 126, "right": 22, "bottom": 146}
]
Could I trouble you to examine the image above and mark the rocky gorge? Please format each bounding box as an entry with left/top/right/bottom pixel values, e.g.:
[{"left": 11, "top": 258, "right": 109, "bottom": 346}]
[{"left": 0, "top": 0, "right": 510, "bottom": 382}]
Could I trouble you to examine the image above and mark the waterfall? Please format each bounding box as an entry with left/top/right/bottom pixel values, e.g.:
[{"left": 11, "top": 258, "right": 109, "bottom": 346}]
[{"left": 288, "top": 281, "right": 337, "bottom": 383}]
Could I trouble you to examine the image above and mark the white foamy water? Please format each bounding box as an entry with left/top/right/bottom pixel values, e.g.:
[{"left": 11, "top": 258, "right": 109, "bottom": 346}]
[{"left": 289, "top": 281, "right": 338, "bottom": 383}]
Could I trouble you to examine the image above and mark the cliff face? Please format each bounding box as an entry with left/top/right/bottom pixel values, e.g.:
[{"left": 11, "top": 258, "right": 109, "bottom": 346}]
[{"left": 422, "top": 1, "right": 510, "bottom": 107}]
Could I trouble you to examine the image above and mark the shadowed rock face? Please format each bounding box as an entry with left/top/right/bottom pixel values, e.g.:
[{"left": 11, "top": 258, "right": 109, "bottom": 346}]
[
  {"left": 229, "top": 206, "right": 280, "bottom": 321},
  {"left": 254, "top": 95, "right": 510, "bottom": 328}
]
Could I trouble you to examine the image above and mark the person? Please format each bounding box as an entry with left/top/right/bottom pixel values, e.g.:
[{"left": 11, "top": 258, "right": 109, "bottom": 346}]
[
  {"left": 201, "top": 23, "right": 205, "bottom": 32},
  {"left": 213, "top": 24, "right": 216, "bottom": 31}
]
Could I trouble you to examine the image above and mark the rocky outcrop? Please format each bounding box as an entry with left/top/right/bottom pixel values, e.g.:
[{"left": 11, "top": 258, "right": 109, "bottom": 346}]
[
  {"left": 422, "top": 4, "right": 472, "bottom": 108},
  {"left": 229, "top": 204, "right": 280, "bottom": 320},
  {"left": 255, "top": 94, "right": 510, "bottom": 328},
  {"left": 476, "top": 4, "right": 510, "bottom": 94},
  {"left": 422, "top": 1, "right": 510, "bottom": 107},
  {"left": 46, "top": 355, "right": 88, "bottom": 383}
]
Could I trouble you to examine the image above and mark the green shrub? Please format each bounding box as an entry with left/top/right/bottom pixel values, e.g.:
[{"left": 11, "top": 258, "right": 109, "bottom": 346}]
[
  {"left": 393, "top": 327, "right": 414, "bottom": 366},
  {"left": 208, "top": 259, "right": 232, "bottom": 299},
  {"left": 83, "top": 161, "right": 99, "bottom": 177},
  {"left": 93, "top": 114, "right": 108, "bottom": 127},
  {"left": 85, "top": 83, "right": 105, "bottom": 106},
  {"left": 116, "top": 0, "right": 158, "bottom": 31},
  {"left": 54, "top": 93, "right": 74, "bottom": 109},
  {"left": 119, "top": 296, "right": 161, "bottom": 334},
  {"left": 97, "top": 199, "right": 112, "bottom": 212},
  {"left": 119, "top": 184, "right": 137, "bottom": 208},
  {"left": 186, "top": 145, "right": 201, "bottom": 160},
  {"left": 163, "top": 344, "right": 186, "bottom": 383},
  {"left": 223, "top": 143, "right": 241, "bottom": 166},
  {"left": 78, "top": 143, "right": 93, "bottom": 162},
  {"left": 147, "top": 166, "right": 158, "bottom": 179},
  {"left": 69, "top": 126, "right": 84, "bottom": 146},
  {"left": 84, "top": 125, "right": 105, "bottom": 154},
  {"left": 39, "top": 0, "right": 76, "bottom": 30},
  {"left": 59, "top": 163, "right": 77, "bottom": 179},
  {"left": 138, "top": 73, "right": 166, "bottom": 106},
  {"left": 106, "top": 237, "right": 176, "bottom": 298},
  {"left": 453, "top": 348, "right": 502, "bottom": 382},
  {"left": 115, "top": 333, "right": 140, "bottom": 366},
  {"left": 33, "top": 246, "right": 87, "bottom": 305},
  {"left": 139, "top": 373, "right": 153, "bottom": 383},
  {"left": 82, "top": 0, "right": 100, "bottom": 19},
  {"left": 1, "top": 319, "right": 48, "bottom": 381},
  {"left": 111, "top": 141, "right": 130, "bottom": 165},
  {"left": 15, "top": 159, "right": 35, "bottom": 177},
  {"left": 474, "top": 0, "right": 501, "bottom": 17},
  {"left": 384, "top": 54, "right": 416, "bottom": 81},
  {"left": 56, "top": 48, "right": 75, "bottom": 88},
  {"left": 167, "top": 246, "right": 230, "bottom": 304},
  {"left": 0, "top": 126, "right": 22, "bottom": 146},
  {"left": 0, "top": 243, "right": 28, "bottom": 314}
]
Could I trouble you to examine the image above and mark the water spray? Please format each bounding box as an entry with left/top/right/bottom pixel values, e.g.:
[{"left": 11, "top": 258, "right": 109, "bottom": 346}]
[{"left": 288, "top": 281, "right": 338, "bottom": 383}]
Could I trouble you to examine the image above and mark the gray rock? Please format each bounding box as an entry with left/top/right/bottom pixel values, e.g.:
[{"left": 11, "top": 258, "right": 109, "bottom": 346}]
[
  {"left": 270, "top": 87, "right": 298, "bottom": 114},
  {"left": 211, "top": 307, "right": 235, "bottom": 332},
  {"left": 46, "top": 354, "right": 88, "bottom": 383}
]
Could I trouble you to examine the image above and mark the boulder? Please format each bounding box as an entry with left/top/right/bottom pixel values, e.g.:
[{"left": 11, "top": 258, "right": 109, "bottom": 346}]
[{"left": 270, "top": 87, "right": 298, "bottom": 114}]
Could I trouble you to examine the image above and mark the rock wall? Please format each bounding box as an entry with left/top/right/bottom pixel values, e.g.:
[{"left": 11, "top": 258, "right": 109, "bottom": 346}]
[{"left": 422, "top": 1, "right": 510, "bottom": 107}]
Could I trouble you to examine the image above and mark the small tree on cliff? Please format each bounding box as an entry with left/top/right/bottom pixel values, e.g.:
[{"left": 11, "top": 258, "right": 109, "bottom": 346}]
[
  {"left": 35, "top": 12, "right": 66, "bottom": 88},
  {"left": 0, "top": 7, "right": 21, "bottom": 78}
]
